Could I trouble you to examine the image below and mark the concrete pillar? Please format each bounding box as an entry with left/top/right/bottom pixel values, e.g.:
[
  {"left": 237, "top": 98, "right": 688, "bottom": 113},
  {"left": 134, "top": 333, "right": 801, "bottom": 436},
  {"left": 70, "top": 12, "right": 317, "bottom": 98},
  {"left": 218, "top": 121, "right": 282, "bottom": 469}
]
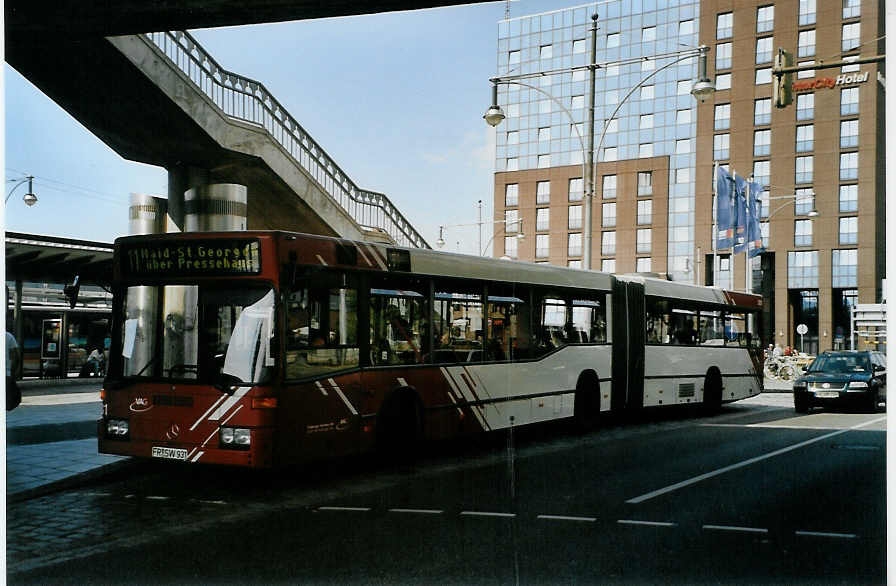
[
  {"left": 129, "top": 193, "right": 169, "bottom": 235},
  {"left": 167, "top": 164, "right": 209, "bottom": 232},
  {"left": 184, "top": 184, "right": 248, "bottom": 232}
]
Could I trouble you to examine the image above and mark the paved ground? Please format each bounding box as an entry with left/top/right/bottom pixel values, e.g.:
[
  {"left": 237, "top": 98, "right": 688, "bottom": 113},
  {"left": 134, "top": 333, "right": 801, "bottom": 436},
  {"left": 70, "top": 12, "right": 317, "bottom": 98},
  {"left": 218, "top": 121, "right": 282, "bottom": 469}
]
[{"left": 6, "top": 378, "right": 127, "bottom": 500}]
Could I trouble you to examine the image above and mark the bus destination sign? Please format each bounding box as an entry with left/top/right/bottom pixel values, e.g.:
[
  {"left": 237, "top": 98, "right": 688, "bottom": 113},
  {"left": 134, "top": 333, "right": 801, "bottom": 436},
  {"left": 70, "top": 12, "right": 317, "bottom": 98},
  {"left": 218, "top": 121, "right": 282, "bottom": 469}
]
[{"left": 122, "top": 239, "right": 262, "bottom": 277}]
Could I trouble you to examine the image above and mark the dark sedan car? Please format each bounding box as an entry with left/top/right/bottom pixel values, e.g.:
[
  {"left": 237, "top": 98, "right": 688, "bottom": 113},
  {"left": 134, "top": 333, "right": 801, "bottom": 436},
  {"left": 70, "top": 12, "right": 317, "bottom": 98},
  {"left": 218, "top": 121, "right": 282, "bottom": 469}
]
[{"left": 793, "top": 350, "right": 886, "bottom": 413}]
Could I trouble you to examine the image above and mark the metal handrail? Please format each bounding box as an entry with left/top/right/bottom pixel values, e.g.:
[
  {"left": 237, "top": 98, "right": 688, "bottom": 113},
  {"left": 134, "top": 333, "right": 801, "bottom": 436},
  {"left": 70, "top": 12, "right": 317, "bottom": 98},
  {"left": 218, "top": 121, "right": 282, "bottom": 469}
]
[{"left": 144, "top": 31, "right": 429, "bottom": 249}]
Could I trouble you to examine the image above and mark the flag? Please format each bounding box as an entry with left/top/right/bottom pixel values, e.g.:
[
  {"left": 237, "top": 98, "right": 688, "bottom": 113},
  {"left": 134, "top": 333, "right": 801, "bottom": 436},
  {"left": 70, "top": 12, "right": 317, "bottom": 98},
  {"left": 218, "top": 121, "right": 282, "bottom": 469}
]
[
  {"left": 747, "top": 181, "right": 765, "bottom": 258},
  {"left": 733, "top": 174, "right": 748, "bottom": 254},
  {"left": 715, "top": 166, "right": 734, "bottom": 249}
]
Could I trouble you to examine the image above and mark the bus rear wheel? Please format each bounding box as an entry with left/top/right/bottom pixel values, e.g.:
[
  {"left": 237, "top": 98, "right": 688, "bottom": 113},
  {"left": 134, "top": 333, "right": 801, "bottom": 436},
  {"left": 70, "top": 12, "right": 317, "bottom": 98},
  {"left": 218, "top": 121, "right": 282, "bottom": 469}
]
[
  {"left": 573, "top": 370, "right": 601, "bottom": 431},
  {"left": 376, "top": 389, "right": 424, "bottom": 461},
  {"left": 702, "top": 368, "right": 723, "bottom": 414}
]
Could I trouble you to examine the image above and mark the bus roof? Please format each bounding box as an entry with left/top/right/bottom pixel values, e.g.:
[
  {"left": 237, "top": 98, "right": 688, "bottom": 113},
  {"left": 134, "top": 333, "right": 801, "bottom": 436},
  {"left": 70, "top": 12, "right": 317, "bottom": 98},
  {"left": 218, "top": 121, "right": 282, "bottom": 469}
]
[{"left": 618, "top": 274, "right": 762, "bottom": 309}]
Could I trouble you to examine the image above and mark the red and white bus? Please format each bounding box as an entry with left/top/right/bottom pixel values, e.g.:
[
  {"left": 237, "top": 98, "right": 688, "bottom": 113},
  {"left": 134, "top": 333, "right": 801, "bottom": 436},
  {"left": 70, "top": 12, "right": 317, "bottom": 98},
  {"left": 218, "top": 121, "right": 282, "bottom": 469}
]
[{"left": 99, "top": 231, "right": 763, "bottom": 467}]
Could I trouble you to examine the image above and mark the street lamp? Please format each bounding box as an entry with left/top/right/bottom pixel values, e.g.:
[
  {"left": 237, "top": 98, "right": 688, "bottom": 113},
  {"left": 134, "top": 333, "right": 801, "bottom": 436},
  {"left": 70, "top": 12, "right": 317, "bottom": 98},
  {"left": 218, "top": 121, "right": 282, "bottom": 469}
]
[
  {"left": 486, "top": 14, "right": 713, "bottom": 270},
  {"left": 437, "top": 216, "right": 524, "bottom": 257},
  {"left": 6, "top": 175, "right": 38, "bottom": 207}
]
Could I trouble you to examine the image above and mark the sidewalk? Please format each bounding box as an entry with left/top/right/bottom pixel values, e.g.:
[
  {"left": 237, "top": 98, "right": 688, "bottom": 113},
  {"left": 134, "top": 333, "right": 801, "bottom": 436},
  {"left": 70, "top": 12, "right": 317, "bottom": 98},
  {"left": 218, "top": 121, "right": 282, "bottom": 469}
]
[{"left": 6, "top": 378, "right": 130, "bottom": 502}]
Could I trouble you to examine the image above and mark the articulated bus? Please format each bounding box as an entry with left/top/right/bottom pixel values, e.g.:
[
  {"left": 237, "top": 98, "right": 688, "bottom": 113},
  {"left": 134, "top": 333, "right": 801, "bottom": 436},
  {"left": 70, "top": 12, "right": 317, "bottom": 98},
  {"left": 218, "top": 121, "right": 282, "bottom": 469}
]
[{"left": 99, "top": 231, "right": 763, "bottom": 467}]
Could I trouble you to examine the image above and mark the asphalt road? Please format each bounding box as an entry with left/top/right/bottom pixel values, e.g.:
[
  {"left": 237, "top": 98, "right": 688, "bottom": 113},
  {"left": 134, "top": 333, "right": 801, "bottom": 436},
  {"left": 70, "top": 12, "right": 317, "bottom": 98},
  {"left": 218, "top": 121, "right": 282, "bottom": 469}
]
[{"left": 10, "top": 394, "right": 886, "bottom": 584}]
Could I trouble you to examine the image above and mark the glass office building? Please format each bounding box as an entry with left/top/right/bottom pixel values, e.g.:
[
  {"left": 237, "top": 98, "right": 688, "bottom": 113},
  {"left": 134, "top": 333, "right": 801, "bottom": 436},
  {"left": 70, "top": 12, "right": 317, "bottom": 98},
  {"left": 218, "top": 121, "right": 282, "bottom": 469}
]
[{"left": 494, "top": 1, "right": 702, "bottom": 280}]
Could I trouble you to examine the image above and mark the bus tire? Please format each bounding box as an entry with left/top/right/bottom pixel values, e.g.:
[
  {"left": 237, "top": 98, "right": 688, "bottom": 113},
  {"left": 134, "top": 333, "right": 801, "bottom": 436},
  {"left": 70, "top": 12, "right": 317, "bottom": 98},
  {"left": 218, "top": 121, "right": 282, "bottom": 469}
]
[
  {"left": 702, "top": 368, "right": 723, "bottom": 414},
  {"left": 573, "top": 370, "right": 601, "bottom": 431},
  {"left": 376, "top": 388, "right": 424, "bottom": 461}
]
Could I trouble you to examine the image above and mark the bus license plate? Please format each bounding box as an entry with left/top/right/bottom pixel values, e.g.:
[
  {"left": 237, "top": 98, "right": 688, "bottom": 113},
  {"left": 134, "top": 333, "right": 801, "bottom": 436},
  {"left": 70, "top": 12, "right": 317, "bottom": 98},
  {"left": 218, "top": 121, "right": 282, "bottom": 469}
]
[
  {"left": 152, "top": 447, "right": 189, "bottom": 460},
  {"left": 815, "top": 391, "right": 839, "bottom": 399}
]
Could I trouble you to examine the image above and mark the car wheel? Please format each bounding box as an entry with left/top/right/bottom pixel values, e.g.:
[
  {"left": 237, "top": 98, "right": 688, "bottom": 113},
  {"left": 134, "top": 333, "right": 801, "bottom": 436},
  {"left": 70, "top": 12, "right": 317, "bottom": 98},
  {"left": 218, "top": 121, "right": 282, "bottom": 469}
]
[
  {"left": 865, "top": 388, "right": 880, "bottom": 413},
  {"left": 794, "top": 393, "right": 809, "bottom": 413}
]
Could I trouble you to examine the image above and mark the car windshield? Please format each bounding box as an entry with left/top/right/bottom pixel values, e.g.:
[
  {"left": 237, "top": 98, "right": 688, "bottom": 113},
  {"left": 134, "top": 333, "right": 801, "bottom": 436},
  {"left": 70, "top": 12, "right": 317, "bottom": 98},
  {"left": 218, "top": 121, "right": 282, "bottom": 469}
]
[
  {"left": 807, "top": 353, "right": 870, "bottom": 374},
  {"left": 118, "top": 284, "right": 276, "bottom": 385}
]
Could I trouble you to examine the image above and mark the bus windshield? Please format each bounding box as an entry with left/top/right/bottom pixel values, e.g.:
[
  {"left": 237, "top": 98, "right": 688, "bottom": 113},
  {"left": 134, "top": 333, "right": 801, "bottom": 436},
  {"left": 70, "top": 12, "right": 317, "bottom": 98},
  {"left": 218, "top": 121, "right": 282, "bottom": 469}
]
[{"left": 119, "top": 284, "right": 276, "bottom": 385}]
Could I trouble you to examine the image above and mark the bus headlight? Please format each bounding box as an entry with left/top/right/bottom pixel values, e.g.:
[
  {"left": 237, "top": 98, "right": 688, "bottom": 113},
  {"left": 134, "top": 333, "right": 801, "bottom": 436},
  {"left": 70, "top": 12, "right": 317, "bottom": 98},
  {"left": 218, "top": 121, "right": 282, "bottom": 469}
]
[
  {"left": 220, "top": 427, "right": 250, "bottom": 450},
  {"left": 106, "top": 418, "right": 129, "bottom": 438}
]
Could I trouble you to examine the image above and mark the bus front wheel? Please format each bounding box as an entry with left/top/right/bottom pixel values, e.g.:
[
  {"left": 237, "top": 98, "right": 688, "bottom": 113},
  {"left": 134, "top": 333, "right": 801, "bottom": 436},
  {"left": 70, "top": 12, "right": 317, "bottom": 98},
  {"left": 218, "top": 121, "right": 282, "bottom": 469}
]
[
  {"left": 702, "top": 368, "right": 723, "bottom": 414},
  {"left": 376, "top": 389, "right": 424, "bottom": 461}
]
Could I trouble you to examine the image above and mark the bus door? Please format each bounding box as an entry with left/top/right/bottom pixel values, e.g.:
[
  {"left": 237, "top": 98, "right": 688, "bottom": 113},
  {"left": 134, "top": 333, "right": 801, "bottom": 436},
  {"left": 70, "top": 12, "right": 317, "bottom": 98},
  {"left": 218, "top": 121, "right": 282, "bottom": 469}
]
[{"left": 611, "top": 280, "right": 645, "bottom": 411}]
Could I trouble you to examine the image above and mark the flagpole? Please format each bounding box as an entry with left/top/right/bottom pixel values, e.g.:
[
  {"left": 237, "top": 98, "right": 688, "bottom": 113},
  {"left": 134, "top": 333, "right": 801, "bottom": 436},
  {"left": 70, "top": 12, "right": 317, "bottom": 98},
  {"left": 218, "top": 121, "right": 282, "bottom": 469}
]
[
  {"left": 731, "top": 169, "right": 737, "bottom": 291},
  {"left": 744, "top": 178, "right": 751, "bottom": 294},
  {"left": 712, "top": 160, "right": 718, "bottom": 287}
]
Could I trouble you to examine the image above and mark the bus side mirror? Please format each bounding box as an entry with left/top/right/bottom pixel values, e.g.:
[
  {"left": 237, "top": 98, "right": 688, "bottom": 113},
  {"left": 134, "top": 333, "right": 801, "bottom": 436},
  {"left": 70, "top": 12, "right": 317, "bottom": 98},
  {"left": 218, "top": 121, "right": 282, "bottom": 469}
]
[{"left": 63, "top": 275, "right": 81, "bottom": 309}]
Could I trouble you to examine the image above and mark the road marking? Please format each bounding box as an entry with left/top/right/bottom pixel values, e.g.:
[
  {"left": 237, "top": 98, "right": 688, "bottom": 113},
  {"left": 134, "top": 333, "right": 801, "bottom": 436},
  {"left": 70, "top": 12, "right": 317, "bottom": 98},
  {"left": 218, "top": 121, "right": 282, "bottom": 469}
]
[
  {"left": 537, "top": 515, "right": 597, "bottom": 522},
  {"left": 317, "top": 506, "right": 371, "bottom": 512},
  {"left": 388, "top": 508, "right": 444, "bottom": 515},
  {"left": 192, "top": 499, "right": 228, "bottom": 505},
  {"left": 145, "top": 496, "right": 170, "bottom": 501},
  {"left": 460, "top": 511, "right": 516, "bottom": 518},
  {"left": 627, "top": 415, "right": 886, "bottom": 504},
  {"left": 703, "top": 524, "right": 768, "bottom": 534},
  {"left": 796, "top": 530, "right": 858, "bottom": 539},
  {"left": 617, "top": 519, "right": 676, "bottom": 527}
]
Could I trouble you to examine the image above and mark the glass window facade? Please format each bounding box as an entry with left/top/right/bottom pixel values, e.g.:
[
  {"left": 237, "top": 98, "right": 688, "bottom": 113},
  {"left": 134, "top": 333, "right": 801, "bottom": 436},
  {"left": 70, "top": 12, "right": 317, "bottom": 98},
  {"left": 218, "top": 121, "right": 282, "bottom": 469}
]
[
  {"left": 569, "top": 177, "right": 583, "bottom": 202},
  {"left": 797, "top": 93, "right": 814, "bottom": 120},
  {"left": 637, "top": 200, "right": 652, "bottom": 225},
  {"left": 496, "top": 2, "right": 701, "bottom": 280},
  {"left": 796, "top": 125, "right": 814, "bottom": 152},
  {"left": 788, "top": 250, "right": 818, "bottom": 288},
  {"left": 505, "top": 184, "right": 518, "bottom": 207},
  {"left": 602, "top": 259, "right": 616, "bottom": 273},
  {"left": 569, "top": 205, "right": 583, "bottom": 230},
  {"left": 796, "top": 156, "right": 814, "bottom": 184},
  {"left": 798, "top": 30, "right": 816, "bottom": 58},
  {"left": 794, "top": 219, "right": 813, "bottom": 246},
  {"left": 756, "top": 37, "right": 773, "bottom": 64},
  {"left": 840, "top": 152, "right": 859, "bottom": 180},
  {"left": 839, "top": 184, "right": 858, "bottom": 212},
  {"left": 536, "top": 180, "right": 550, "bottom": 204},
  {"left": 799, "top": 0, "right": 816, "bottom": 26},
  {"left": 602, "top": 231, "right": 616, "bottom": 256},
  {"left": 839, "top": 216, "right": 858, "bottom": 244},
  {"left": 842, "top": 23, "right": 861, "bottom": 52},
  {"left": 832, "top": 249, "right": 858, "bottom": 288},
  {"left": 714, "top": 103, "right": 730, "bottom": 130},
  {"left": 840, "top": 120, "right": 859, "bottom": 148},
  {"left": 841, "top": 87, "right": 859, "bottom": 115},
  {"left": 717, "top": 12, "right": 733, "bottom": 39},
  {"left": 638, "top": 171, "right": 652, "bottom": 195},
  {"left": 755, "top": 98, "right": 771, "bottom": 125},
  {"left": 536, "top": 207, "right": 550, "bottom": 231},
  {"left": 601, "top": 203, "right": 616, "bottom": 228},
  {"left": 602, "top": 175, "right": 616, "bottom": 199},
  {"left": 568, "top": 233, "right": 582, "bottom": 257},
  {"left": 536, "top": 234, "right": 550, "bottom": 258},
  {"left": 636, "top": 257, "right": 652, "bottom": 272},
  {"left": 843, "top": 0, "right": 861, "bottom": 19},
  {"left": 795, "top": 188, "right": 815, "bottom": 215},
  {"left": 716, "top": 42, "right": 732, "bottom": 70},
  {"left": 754, "top": 129, "right": 771, "bottom": 157},
  {"left": 757, "top": 5, "right": 774, "bottom": 32},
  {"left": 637, "top": 228, "right": 651, "bottom": 253}
]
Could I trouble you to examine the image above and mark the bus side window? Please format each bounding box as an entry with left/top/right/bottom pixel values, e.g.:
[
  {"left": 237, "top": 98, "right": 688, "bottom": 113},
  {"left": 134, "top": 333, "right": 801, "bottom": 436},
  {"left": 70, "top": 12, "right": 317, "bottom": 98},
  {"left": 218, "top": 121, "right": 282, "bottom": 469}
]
[
  {"left": 284, "top": 286, "right": 359, "bottom": 380},
  {"left": 486, "top": 283, "right": 531, "bottom": 362},
  {"left": 572, "top": 294, "right": 607, "bottom": 343},
  {"left": 369, "top": 276, "right": 429, "bottom": 366},
  {"left": 699, "top": 310, "right": 724, "bottom": 345},
  {"left": 645, "top": 298, "right": 671, "bottom": 344},
  {"left": 536, "top": 295, "right": 568, "bottom": 355},
  {"left": 431, "top": 282, "right": 482, "bottom": 364}
]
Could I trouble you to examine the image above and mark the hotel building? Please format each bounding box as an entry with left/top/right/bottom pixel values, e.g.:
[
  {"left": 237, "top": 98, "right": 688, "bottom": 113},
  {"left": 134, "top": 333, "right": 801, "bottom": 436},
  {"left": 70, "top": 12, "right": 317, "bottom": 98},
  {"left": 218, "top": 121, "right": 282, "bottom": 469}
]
[{"left": 492, "top": 0, "right": 884, "bottom": 352}]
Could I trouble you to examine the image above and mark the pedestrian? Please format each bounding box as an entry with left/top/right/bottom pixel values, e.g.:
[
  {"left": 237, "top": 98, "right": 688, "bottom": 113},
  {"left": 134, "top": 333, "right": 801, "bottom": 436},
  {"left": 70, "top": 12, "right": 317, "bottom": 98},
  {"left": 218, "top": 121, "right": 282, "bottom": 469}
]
[
  {"left": 6, "top": 330, "right": 21, "bottom": 411},
  {"left": 784, "top": 345, "right": 793, "bottom": 357}
]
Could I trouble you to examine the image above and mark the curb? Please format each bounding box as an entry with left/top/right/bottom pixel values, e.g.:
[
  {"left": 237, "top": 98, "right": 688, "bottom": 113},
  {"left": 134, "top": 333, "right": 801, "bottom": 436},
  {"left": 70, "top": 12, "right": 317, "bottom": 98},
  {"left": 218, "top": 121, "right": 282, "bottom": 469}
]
[
  {"left": 19, "top": 377, "right": 104, "bottom": 389},
  {"left": 7, "top": 458, "right": 138, "bottom": 504}
]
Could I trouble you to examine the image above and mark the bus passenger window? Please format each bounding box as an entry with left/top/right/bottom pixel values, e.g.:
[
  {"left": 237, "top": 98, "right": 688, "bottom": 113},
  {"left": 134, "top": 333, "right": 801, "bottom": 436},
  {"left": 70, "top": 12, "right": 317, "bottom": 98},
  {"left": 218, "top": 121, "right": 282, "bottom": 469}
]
[
  {"left": 670, "top": 309, "right": 698, "bottom": 345},
  {"left": 699, "top": 311, "right": 724, "bottom": 345},
  {"left": 538, "top": 297, "right": 568, "bottom": 353},
  {"left": 370, "top": 287, "right": 427, "bottom": 366},
  {"left": 432, "top": 288, "right": 482, "bottom": 364},
  {"left": 285, "top": 287, "right": 359, "bottom": 379},
  {"left": 645, "top": 298, "right": 671, "bottom": 344},
  {"left": 572, "top": 295, "right": 607, "bottom": 343},
  {"left": 725, "top": 312, "right": 747, "bottom": 347}
]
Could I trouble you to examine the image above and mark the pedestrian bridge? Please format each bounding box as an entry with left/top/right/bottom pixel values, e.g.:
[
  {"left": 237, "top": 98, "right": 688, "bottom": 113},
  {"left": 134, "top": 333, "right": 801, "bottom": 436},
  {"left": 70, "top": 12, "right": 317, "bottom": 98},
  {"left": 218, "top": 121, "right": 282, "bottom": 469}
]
[{"left": 9, "top": 30, "right": 428, "bottom": 248}]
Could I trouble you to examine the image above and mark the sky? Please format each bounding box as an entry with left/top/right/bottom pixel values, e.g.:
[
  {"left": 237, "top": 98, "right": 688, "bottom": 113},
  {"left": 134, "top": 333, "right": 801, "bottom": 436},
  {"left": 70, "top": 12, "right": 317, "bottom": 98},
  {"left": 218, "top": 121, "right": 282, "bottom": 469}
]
[{"left": 3, "top": 0, "right": 591, "bottom": 256}]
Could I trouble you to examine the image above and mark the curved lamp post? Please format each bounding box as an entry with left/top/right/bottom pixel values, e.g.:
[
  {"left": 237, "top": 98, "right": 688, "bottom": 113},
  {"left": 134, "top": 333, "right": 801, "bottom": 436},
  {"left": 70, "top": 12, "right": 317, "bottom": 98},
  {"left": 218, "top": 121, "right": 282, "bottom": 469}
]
[
  {"left": 437, "top": 217, "right": 524, "bottom": 257},
  {"left": 6, "top": 175, "right": 38, "bottom": 207},
  {"left": 486, "top": 18, "right": 713, "bottom": 270}
]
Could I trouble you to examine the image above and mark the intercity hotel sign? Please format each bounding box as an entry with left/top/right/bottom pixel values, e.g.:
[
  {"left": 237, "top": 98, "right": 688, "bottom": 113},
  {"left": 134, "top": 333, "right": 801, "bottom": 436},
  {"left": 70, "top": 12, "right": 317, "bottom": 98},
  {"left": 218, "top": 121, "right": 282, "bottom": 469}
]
[{"left": 792, "top": 70, "right": 870, "bottom": 92}]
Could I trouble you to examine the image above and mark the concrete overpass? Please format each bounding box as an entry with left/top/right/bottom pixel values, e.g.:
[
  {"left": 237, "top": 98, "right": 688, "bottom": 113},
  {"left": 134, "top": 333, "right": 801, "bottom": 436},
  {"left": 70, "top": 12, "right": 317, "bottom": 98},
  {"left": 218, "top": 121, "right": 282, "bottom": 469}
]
[{"left": 6, "top": 1, "right": 489, "bottom": 247}]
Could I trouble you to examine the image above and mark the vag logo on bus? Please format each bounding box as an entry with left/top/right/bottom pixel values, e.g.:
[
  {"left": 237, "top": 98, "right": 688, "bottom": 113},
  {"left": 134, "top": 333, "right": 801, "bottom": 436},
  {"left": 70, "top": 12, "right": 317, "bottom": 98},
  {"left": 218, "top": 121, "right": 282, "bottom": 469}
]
[{"left": 130, "top": 397, "right": 153, "bottom": 413}]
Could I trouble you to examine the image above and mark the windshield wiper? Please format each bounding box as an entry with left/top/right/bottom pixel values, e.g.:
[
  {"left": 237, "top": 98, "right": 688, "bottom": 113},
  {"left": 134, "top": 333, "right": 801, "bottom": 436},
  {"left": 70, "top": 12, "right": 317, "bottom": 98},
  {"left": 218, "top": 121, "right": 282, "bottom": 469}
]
[{"left": 134, "top": 352, "right": 162, "bottom": 377}]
